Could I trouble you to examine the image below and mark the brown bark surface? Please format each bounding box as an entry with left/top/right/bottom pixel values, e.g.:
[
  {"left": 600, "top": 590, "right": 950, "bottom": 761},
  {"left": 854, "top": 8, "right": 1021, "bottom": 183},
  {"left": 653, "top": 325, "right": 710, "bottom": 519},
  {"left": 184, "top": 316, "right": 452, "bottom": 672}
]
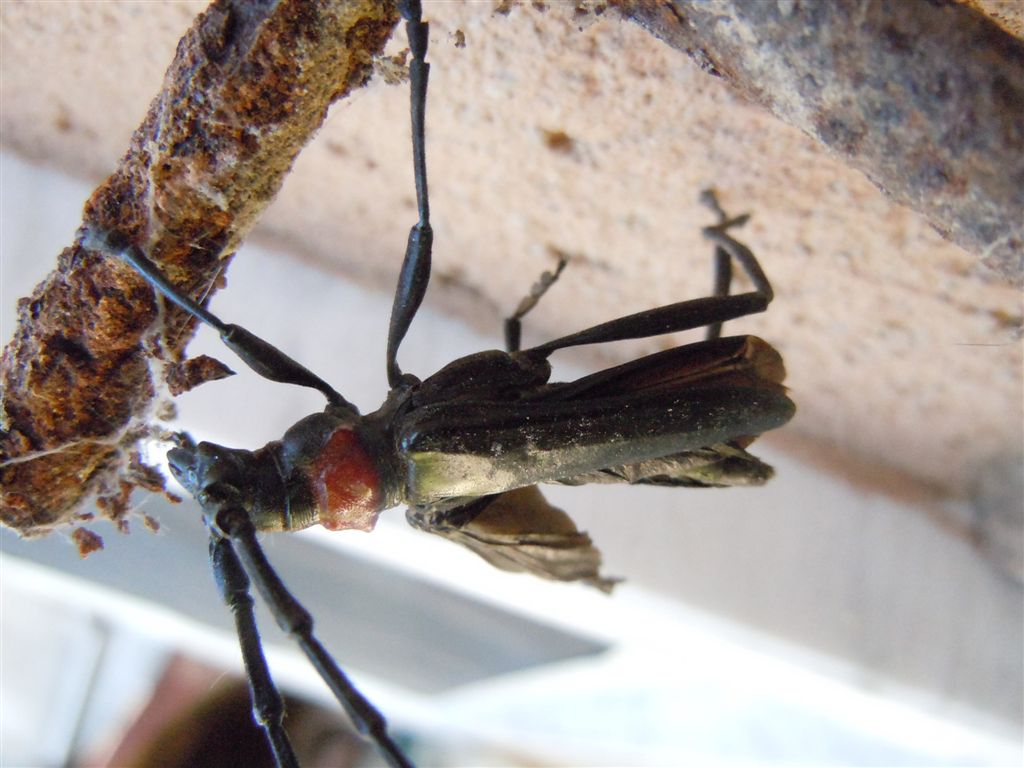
[{"left": 1, "top": 0, "right": 399, "bottom": 543}]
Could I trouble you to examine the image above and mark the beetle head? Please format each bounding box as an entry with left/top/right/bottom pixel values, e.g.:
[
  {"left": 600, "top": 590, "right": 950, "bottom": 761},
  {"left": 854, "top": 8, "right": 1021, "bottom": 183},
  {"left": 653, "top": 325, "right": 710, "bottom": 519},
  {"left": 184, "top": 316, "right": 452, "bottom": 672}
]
[
  {"left": 167, "top": 433, "right": 316, "bottom": 532},
  {"left": 168, "top": 435, "right": 254, "bottom": 508}
]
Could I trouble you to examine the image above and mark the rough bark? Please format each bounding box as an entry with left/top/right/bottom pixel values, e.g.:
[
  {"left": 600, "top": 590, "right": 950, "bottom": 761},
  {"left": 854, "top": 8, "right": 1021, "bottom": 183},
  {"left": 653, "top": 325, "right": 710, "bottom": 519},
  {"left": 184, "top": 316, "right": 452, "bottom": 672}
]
[{"left": 1, "top": 0, "right": 399, "bottom": 543}]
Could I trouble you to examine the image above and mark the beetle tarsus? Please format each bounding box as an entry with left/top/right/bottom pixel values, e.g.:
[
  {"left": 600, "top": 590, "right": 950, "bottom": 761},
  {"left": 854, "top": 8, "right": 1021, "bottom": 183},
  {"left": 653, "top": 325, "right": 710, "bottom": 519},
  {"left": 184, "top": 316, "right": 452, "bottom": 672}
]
[{"left": 505, "top": 256, "right": 570, "bottom": 353}]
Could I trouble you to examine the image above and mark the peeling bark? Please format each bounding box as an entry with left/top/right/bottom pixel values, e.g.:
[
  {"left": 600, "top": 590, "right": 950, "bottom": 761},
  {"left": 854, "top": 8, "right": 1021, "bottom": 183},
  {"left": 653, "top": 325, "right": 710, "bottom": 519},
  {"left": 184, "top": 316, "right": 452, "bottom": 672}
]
[{"left": 1, "top": 0, "right": 399, "bottom": 540}]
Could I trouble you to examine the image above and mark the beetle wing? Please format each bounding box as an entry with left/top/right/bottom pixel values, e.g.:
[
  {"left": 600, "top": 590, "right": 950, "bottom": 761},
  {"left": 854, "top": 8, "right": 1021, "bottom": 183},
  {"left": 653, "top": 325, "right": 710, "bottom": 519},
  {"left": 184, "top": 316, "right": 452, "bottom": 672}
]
[
  {"left": 399, "top": 336, "right": 793, "bottom": 504},
  {"left": 407, "top": 485, "right": 617, "bottom": 592}
]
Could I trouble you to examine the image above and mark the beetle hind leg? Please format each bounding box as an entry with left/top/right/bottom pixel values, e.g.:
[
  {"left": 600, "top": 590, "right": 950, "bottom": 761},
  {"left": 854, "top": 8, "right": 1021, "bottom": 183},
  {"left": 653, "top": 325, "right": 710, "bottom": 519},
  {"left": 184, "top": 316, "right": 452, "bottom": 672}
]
[
  {"left": 699, "top": 189, "right": 771, "bottom": 340},
  {"left": 524, "top": 193, "right": 775, "bottom": 358},
  {"left": 504, "top": 256, "right": 569, "bottom": 352}
]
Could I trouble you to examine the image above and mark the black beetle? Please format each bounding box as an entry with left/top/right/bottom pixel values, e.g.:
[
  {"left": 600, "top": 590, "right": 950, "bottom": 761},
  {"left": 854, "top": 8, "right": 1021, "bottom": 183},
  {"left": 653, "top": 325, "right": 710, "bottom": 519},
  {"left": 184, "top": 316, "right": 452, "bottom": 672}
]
[{"left": 84, "top": 2, "right": 793, "bottom": 765}]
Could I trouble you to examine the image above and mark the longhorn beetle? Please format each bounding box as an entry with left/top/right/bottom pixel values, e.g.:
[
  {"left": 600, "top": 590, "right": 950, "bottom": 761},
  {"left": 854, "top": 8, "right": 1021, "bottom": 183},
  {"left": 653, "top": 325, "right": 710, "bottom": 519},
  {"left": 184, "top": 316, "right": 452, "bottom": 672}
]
[{"left": 83, "top": 2, "right": 794, "bottom": 766}]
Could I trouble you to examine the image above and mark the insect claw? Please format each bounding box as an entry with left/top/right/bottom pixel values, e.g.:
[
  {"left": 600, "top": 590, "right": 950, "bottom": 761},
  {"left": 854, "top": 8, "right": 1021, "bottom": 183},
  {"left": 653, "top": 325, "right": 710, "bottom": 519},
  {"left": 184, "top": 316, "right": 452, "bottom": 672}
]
[
  {"left": 699, "top": 187, "right": 727, "bottom": 220},
  {"left": 700, "top": 189, "right": 751, "bottom": 238},
  {"left": 703, "top": 212, "right": 751, "bottom": 237},
  {"left": 699, "top": 188, "right": 749, "bottom": 224}
]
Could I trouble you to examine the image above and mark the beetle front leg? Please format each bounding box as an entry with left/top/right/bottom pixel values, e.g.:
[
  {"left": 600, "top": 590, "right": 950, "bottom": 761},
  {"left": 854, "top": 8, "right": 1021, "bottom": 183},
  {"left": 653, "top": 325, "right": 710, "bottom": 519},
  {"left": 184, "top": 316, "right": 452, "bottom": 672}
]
[
  {"left": 209, "top": 530, "right": 299, "bottom": 768},
  {"left": 212, "top": 507, "right": 414, "bottom": 768}
]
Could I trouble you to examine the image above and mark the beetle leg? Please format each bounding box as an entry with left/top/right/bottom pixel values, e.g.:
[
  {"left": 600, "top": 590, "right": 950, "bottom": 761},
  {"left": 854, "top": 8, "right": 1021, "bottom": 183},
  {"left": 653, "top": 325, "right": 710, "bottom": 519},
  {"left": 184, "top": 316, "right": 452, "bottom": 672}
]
[
  {"left": 526, "top": 291, "right": 768, "bottom": 356},
  {"left": 209, "top": 532, "right": 300, "bottom": 768},
  {"left": 704, "top": 193, "right": 734, "bottom": 342},
  {"left": 82, "top": 228, "right": 354, "bottom": 411},
  {"left": 699, "top": 188, "right": 772, "bottom": 340},
  {"left": 386, "top": 0, "right": 433, "bottom": 388},
  {"left": 210, "top": 505, "right": 414, "bottom": 768},
  {"left": 504, "top": 256, "right": 569, "bottom": 352},
  {"left": 524, "top": 194, "right": 773, "bottom": 357}
]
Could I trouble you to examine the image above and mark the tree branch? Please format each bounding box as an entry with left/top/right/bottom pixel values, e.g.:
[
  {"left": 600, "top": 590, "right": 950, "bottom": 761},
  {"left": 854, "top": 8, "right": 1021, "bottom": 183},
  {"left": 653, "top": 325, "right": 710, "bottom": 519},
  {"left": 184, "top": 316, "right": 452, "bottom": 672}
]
[{"left": 1, "top": 0, "right": 399, "bottom": 542}]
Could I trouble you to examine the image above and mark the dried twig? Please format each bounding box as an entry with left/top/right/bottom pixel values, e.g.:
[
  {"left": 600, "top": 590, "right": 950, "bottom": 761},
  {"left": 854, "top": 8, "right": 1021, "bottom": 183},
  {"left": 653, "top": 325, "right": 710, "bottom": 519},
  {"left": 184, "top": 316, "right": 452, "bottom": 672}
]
[{"left": 1, "top": 0, "right": 399, "bottom": 544}]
